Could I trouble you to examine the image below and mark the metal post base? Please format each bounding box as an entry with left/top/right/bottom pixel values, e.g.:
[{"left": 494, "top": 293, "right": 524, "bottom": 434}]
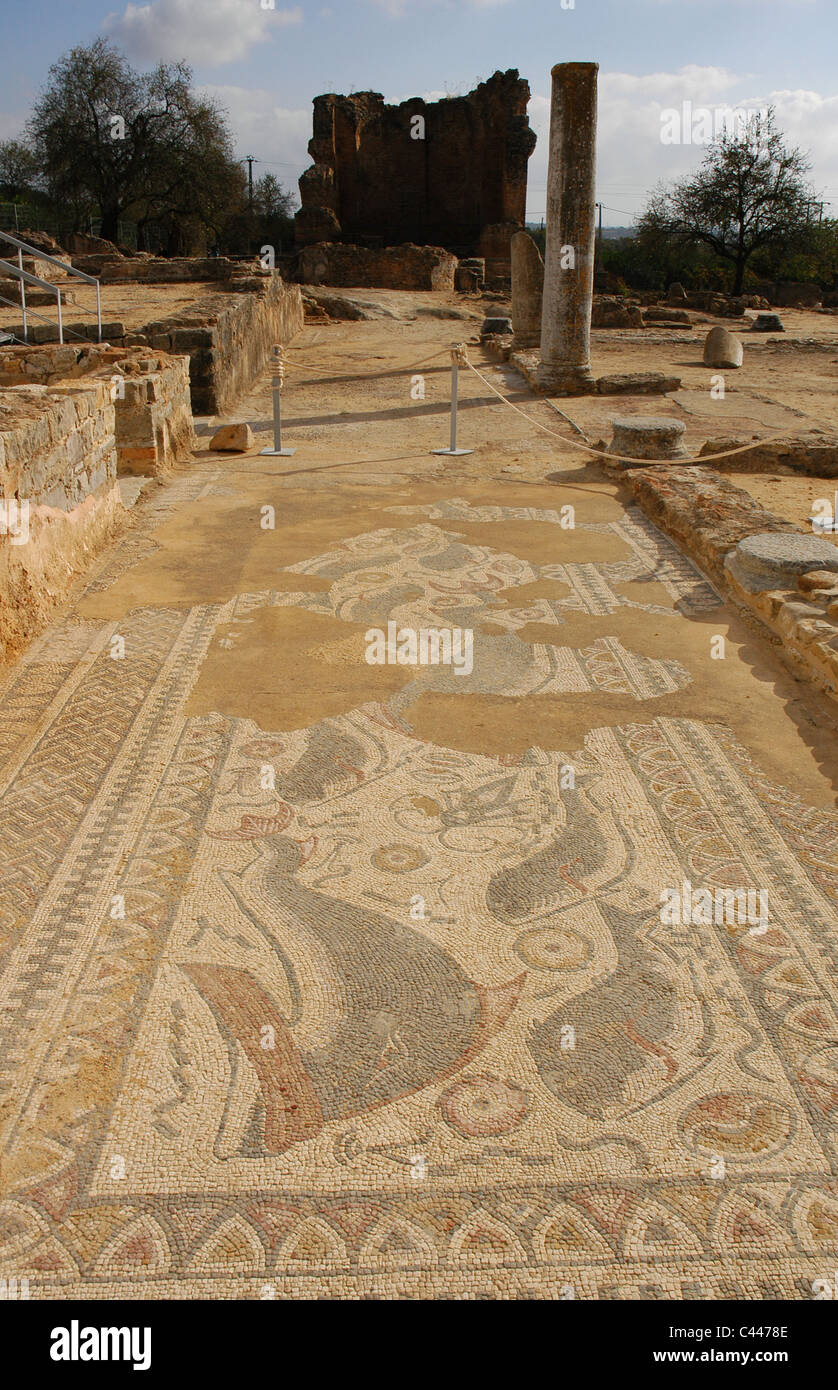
[
  {"left": 431, "top": 448, "right": 473, "bottom": 456},
  {"left": 259, "top": 447, "right": 296, "bottom": 456}
]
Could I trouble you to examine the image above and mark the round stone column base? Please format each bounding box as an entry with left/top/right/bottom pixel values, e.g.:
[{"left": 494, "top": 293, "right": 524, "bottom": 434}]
[{"left": 608, "top": 416, "right": 689, "bottom": 463}]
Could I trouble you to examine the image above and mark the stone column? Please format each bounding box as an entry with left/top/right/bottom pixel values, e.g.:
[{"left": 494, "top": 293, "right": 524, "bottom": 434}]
[
  {"left": 510, "top": 230, "right": 544, "bottom": 348},
  {"left": 536, "top": 62, "right": 598, "bottom": 394}
]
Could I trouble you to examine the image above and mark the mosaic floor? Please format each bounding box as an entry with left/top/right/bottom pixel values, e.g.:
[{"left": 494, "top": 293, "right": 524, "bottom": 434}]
[{"left": 2, "top": 329, "right": 838, "bottom": 1300}]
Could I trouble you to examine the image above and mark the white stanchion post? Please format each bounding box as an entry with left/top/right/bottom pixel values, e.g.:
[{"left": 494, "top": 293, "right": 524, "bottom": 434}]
[
  {"left": 432, "top": 345, "right": 473, "bottom": 457},
  {"left": 260, "top": 344, "right": 296, "bottom": 457}
]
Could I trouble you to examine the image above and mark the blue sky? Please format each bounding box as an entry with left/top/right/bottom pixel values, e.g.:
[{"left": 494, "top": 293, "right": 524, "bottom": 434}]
[{"left": 3, "top": 0, "right": 836, "bottom": 225}]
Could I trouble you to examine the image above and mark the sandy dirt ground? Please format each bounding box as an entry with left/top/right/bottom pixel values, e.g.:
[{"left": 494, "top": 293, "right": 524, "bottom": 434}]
[
  {"left": 0, "top": 280, "right": 221, "bottom": 333},
  {"left": 2, "top": 293, "right": 838, "bottom": 1301}
]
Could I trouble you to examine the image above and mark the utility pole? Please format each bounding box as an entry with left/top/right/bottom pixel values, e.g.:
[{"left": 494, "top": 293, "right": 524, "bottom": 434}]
[{"left": 244, "top": 156, "right": 256, "bottom": 211}]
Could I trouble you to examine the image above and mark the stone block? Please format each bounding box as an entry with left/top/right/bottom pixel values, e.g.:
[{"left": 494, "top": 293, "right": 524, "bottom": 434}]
[
  {"left": 751, "top": 313, "right": 785, "bottom": 332},
  {"left": 703, "top": 327, "right": 743, "bottom": 369},
  {"left": 481, "top": 317, "right": 513, "bottom": 336},
  {"left": 597, "top": 372, "right": 681, "bottom": 395},
  {"left": 209, "top": 422, "right": 254, "bottom": 452}
]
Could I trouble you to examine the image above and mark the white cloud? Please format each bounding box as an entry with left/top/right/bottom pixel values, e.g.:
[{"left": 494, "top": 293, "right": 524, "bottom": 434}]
[
  {"left": 199, "top": 84, "right": 310, "bottom": 195},
  {"left": 369, "top": 0, "right": 510, "bottom": 14},
  {"left": 104, "top": 0, "right": 302, "bottom": 67},
  {"left": 525, "top": 67, "right": 838, "bottom": 224}
]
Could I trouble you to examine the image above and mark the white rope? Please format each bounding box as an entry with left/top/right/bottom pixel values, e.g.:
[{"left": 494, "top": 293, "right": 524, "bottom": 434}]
[{"left": 460, "top": 350, "right": 808, "bottom": 467}]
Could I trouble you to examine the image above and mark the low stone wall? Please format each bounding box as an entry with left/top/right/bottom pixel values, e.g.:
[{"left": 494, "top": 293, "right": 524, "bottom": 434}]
[
  {"left": 293, "top": 242, "right": 457, "bottom": 291},
  {"left": 111, "top": 355, "right": 196, "bottom": 475},
  {"left": 621, "top": 464, "right": 838, "bottom": 702},
  {"left": 622, "top": 466, "right": 797, "bottom": 586},
  {"left": 138, "top": 274, "right": 304, "bottom": 414},
  {"left": 69, "top": 255, "right": 243, "bottom": 283},
  {"left": 0, "top": 379, "right": 123, "bottom": 659},
  {"left": 3, "top": 274, "right": 304, "bottom": 416},
  {"left": 699, "top": 433, "right": 838, "bottom": 480},
  {"left": 0, "top": 344, "right": 196, "bottom": 476}
]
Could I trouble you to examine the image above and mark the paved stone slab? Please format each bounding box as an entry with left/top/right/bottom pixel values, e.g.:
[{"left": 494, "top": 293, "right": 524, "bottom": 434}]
[{"left": 597, "top": 372, "right": 681, "bottom": 395}]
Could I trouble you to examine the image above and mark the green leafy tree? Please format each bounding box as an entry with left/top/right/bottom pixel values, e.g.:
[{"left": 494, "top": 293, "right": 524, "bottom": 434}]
[
  {"left": 25, "top": 38, "right": 241, "bottom": 249},
  {"left": 639, "top": 110, "right": 816, "bottom": 294},
  {"left": 0, "top": 139, "right": 40, "bottom": 199}
]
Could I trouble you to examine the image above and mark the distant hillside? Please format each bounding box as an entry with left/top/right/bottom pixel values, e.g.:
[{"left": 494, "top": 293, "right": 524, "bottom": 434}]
[{"left": 525, "top": 223, "right": 636, "bottom": 242}]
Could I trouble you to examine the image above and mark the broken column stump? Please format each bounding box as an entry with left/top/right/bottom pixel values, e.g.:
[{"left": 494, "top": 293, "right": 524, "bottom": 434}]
[
  {"left": 608, "top": 416, "right": 689, "bottom": 464},
  {"left": 725, "top": 532, "right": 838, "bottom": 592},
  {"left": 511, "top": 230, "right": 544, "bottom": 348}
]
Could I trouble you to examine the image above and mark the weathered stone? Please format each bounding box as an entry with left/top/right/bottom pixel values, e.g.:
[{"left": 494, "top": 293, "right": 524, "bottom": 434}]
[
  {"left": 751, "top": 313, "right": 785, "bottom": 332},
  {"left": 591, "top": 296, "right": 643, "bottom": 328},
  {"left": 454, "top": 266, "right": 480, "bottom": 292},
  {"left": 596, "top": 372, "right": 681, "bottom": 395},
  {"left": 620, "top": 465, "right": 797, "bottom": 585},
  {"left": 667, "top": 282, "right": 688, "bottom": 303},
  {"left": 457, "top": 258, "right": 485, "bottom": 289},
  {"left": 481, "top": 317, "right": 513, "bottom": 337},
  {"left": 510, "top": 231, "right": 544, "bottom": 347},
  {"left": 536, "top": 62, "right": 598, "bottom": 395},
  {"left": 294, "top": 71, "right": 536, "bottom": 268},
  {"left": 608, "top": 416, "right": 689, "bottom": 464},
  {"left": 797, "top": 569, "right": 838, "bottom": 596},
  {"left": 294, "top": 242, "right": 456, "bottom": 292},
  {"left": 643, "top": 308, "right": 691, "bottom": 326},
  {"left": 703, "top": 327, "right": 744, "bottom": 369},
  {"left": 726, "top": 532, "right": 838, "bottom": 592},
  {"left": 209, "top": 423, "right": 254, "bottom": 452}
]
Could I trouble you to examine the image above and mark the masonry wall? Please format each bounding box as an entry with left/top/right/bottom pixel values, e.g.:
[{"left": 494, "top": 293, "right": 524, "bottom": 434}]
[
  {"left": 0, "top": 346, "right": 197, "bottom": 476},
  {"left": 0, "top": 380, "right": 122, "bottom": 659},
  {"left": 138, "top": 273, "right": 304, "bottom": 415},
  {"left": 295, "top": 70, "right": 536, "bottom": 267},
  {"left": 4, "top": 274, "right": 305, "bottom": 416},
  {"left": 294, "top": 242, "right": 457, "bottom": 290}
]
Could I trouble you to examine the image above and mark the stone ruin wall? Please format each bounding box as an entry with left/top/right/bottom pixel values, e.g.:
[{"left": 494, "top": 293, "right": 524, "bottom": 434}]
[
  {"left": 294, "top": 242, "right": 457, "bottom": 292},
  {"left": 0, "top": 343, "right": 201, "bottom": 658},
  {"left": 0, "top": 344, "right": 197, "bottom": 476},
  {"left": 0, "top": 376, "right": 121, "bottom": 659},
  {"left": 295, "top": 69, "right": 536, "bottom": 276}
]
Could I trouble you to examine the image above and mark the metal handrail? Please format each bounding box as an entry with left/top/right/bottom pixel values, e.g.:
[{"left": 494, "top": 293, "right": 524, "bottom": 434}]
[
  {"left": 0, "top": 291, "right": 90, "bottom": 343},
  {"left": 0, "top": 258, "right": 62, "bottom": 342},
  {"left": 0, "top": 229, "right": 101, "bottom": 343}
]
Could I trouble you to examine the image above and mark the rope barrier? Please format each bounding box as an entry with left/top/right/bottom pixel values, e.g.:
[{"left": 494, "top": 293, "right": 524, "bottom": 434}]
[
  {"left": 275, "top": 334, "right": 811, "bottom": 468},
  {"left": 458, "top": 350, "right": 810, "bottom": 467},
  {"left": 281, "top": 343, "right": 453, "bottom": 380},
  {"left": 259, "top": 344, "right": 295, "bottom": 457}
]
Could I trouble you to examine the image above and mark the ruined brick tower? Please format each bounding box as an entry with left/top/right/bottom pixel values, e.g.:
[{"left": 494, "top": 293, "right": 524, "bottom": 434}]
[{"left": 294, "top": 70, "right": 536, "bottom": 273}]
